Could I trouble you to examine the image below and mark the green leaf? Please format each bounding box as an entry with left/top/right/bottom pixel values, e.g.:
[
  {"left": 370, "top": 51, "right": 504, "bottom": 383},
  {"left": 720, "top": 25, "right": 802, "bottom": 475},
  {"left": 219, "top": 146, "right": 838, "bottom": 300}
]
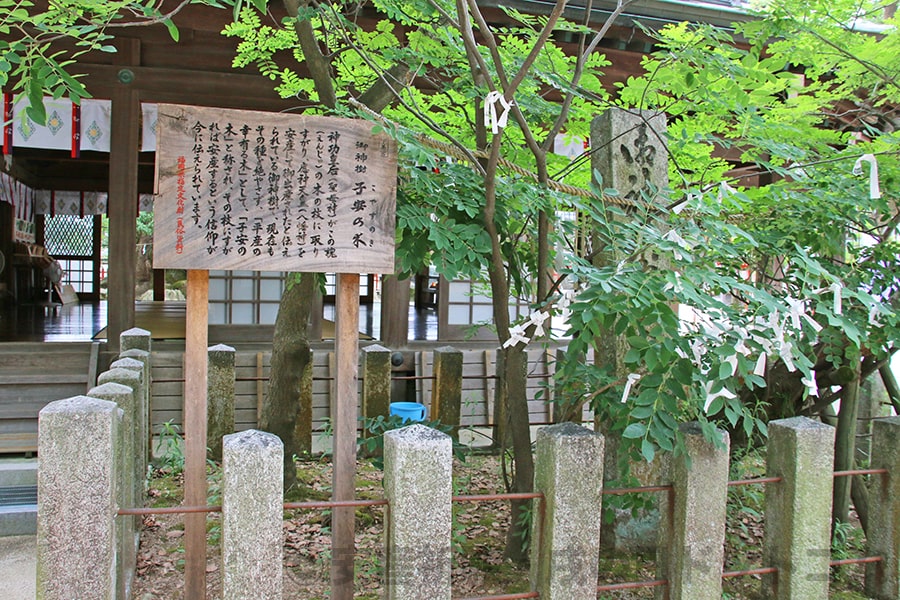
[
  {"left": 718, "top": 360, "right": 734, "bottom": 381},
  {"left": 630, "top": 405, "right": 654, "bottom": 419},
  {"left": 26, "top": 77, "right": 45, "bottom": 124},
  {"left": 622, "top": 423, "right": 646, "bottom": 439},
  {"left": 641, "top": 438, "right": 656, "bottom": 463},
  {"left": 623, "top": 347, "right": 642, "bottom": 364},
  {"left": 657, "top": 409, "right": 678, "bottom": 430},
  {"left": 627, "top": 335, "right": 650, "bottom": 349},
  {"left": 642, "top": 373, "right": 663, "bottom": 388},
  {"left": 164, "top": 19, "right": 179, "bottom": 42}
]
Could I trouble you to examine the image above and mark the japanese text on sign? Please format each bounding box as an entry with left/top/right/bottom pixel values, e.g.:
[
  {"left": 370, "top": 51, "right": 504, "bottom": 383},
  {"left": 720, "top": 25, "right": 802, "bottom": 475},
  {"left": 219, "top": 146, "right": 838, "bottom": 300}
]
[{"left": 153, "top": 104, "right": 397, "bottom": 273}]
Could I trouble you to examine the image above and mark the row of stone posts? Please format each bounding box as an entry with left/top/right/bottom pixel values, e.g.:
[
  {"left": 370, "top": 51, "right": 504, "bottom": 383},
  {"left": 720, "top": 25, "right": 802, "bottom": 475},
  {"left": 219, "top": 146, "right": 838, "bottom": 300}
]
[
  {"left": 36, "top": 327, "right": 152, "bottom": 600},
  {"left": 36, "top": 344, "right": 900, "bottom": 600},
  {"left": 205, "top": 343, "right": 465, "bottom": 457}
]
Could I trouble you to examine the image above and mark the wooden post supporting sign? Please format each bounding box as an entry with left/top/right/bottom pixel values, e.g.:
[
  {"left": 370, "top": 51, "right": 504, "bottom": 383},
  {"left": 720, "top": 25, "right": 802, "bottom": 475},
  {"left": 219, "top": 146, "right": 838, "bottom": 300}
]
[
  {"left": 183, "top": 269, "right": 209, "bottom": 597},
  {"left": 332, "top": 273, "right": 360, "bottom": 597},
  {"left": 154, "top": 104, "right": 397, "bottom": 599}
]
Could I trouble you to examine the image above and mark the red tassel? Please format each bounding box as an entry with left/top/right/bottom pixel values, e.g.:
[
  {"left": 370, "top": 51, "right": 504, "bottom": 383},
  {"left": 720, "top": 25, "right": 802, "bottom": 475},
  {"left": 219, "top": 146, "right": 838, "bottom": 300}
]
[
  {"left": 71, "top": 102, "right": 81, "bottom": 158},
  {"left": 2, "top": 93, "right": 13, "bottom": 155}
]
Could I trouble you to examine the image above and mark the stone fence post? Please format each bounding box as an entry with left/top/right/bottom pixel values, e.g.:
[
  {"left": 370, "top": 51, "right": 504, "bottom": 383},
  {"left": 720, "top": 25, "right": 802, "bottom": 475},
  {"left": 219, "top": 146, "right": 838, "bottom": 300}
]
[
  {"left": 120, "top": 327, "right": 151, "bottom": 354},
  {"left": 432, "top": 346, "right": 463, "bottom": 436},
  {"left": 529, "top": 422, "right": 604, "bottom": 600},
  {"left": 866, "top": 416, "right": 900, "bottom": 599},
  {"left": 764, "top": 416, "right": 835, "bottom": 599},
  {"left": 98, "top": 367, "right": 143, "bottom": 500},
  {"left": 222, "top": 430, "right": 283, "bottom": 600},
  {"left": 119, "top": 347, "right": 151, "bottom": 477},
  {"left": 362, "top": 344, "right": 391, "bottom": 431},
  {"left": 87, "top": 382, "right": 139, "bottom": 600},
  {"left": 37, "top": 396, "right": 120, "bottom": 600},
  {"left": 657, "top": 423, "right": 730, "bottom": 600},
  {"left": 384, "top": 424, "right": 452, "bottom": 600},
  {"left": 208, "top": 344, "right": 236, "bottom": 462},
  {"left": 108, "top": 357, "right": 148, "bottom": 478}
]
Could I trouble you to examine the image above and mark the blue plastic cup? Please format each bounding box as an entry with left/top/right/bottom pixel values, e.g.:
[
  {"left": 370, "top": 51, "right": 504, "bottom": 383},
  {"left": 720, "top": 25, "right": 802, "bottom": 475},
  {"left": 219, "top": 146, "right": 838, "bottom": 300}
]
[{"left": 389, "top": 401, "right": 427, "bottom": 422}]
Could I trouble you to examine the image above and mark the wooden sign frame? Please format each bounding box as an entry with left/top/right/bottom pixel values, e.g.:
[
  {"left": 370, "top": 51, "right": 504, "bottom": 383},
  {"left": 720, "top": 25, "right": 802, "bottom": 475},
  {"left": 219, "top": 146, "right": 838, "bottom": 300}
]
[
  {"left": 153, "top": 104, "right": 396, "bottom": 274},
  {"left": 152, "top": 104, "right": 397, "bottom": 600}
]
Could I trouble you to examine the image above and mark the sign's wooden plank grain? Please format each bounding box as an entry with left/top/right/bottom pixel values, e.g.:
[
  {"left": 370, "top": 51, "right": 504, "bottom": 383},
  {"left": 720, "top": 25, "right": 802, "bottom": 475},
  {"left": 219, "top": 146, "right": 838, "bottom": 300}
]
[{"left": 154, "top": 104, "right": 397, "bottom": 273}]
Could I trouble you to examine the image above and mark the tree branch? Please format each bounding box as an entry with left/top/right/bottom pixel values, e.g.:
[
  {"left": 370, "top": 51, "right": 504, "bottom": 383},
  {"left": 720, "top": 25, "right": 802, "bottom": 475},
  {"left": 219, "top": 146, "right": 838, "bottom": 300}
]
[{"left": 283, "top": 0, "right": 337, "bottom": 109}]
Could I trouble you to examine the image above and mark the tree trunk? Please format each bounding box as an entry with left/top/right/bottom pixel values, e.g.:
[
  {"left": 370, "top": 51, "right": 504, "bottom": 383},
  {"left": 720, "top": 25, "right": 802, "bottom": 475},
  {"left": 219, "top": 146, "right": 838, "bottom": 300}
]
[
  {"left": 498, "top": 345, "right": 535, "bottom": 564},
  {"left": 879, "top": 363, "right": 900, "bottom": 415},
  {"left": 259, "top": 273, "right": 315, "bottom": 489},
  {"left": 832, "top": 361, "right": 862, "bottom": 524},
  {"left": 821, "top": 406, "right": 870, "bottom": 535}
]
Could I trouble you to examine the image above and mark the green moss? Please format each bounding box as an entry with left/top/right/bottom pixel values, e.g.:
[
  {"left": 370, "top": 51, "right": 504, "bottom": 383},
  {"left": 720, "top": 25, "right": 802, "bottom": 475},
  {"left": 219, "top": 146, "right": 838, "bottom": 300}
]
[{"left": 148, "top": 472, "right": 183, "bottom": 508}]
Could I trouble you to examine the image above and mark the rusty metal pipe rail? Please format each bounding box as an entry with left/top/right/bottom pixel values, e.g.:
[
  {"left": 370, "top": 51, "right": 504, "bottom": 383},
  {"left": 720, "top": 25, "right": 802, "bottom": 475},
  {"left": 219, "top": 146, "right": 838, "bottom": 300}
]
[
  {"left": 722, "top": 566, "right": 778, "bottom": 578},
  {"left": 728, "top": 476, "right": 782, "bottom": 486},
  {"left": 123, "top": 467, "right": 887, "bottom": 517},
  {"left": 118, "top": 469, "right": 891, "bottom": 597},
  {"left": 833, "top": 468, "right": 889, "bottom": 477},
  {"left": 119, "top": 497, "right": 388, "bottom": 517},
  {"left": 830, "top": 556, "right": 882, "bottom": 567},
  {"left": 597, "top": 578, "right": 668, "bottom": 591},
  {"left": 455, "top": 593, "right": 539, "bottom": 600},
  {"left": 602, "top": 484, "right": 672, "bottom": 495},
  {"left": 453, "top": 492, "right": 543, "bottom": 503}
]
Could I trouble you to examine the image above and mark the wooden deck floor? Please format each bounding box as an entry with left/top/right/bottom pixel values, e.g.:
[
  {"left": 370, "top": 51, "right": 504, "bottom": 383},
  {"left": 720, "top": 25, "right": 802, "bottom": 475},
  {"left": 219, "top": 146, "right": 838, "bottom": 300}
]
[{"left": 0, "top": 300, "right": 438, "bottom": 343}]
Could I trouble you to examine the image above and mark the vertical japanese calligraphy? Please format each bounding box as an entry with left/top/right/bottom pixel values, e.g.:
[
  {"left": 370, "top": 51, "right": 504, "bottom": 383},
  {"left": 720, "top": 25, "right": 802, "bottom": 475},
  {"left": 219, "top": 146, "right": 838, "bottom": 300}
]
[{"left": 153, "top": 104, "right": 397, "bottom": 273}]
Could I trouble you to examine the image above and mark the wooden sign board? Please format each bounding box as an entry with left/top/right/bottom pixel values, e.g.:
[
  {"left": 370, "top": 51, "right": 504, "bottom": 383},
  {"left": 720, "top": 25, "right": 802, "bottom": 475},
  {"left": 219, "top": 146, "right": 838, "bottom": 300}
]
[{"left": 153, "top": 104, "right": 397, "bottom": 273}]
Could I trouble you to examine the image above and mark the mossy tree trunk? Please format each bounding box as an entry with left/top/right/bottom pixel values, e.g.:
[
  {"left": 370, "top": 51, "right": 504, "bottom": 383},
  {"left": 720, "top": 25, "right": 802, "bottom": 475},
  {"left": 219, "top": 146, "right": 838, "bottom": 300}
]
[{"left": 260, "top": 273, "right": 315, "bottom": 489}]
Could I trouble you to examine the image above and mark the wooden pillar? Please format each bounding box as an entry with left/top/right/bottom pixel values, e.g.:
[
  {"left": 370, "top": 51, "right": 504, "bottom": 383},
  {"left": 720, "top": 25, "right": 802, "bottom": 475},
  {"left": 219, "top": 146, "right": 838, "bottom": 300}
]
[
  {"left": 152, "top": 269, "right": 165, "bottom": 301},
  {"left": 332, "top": 273, "right": 360, "bottom": 600},
  {"left": 107, "top": 39, "right": 141, "bottom": 353},
  {"left": 380, "top": 274, "right": 410, "bottom": 347},
  {"left": 310, "top": 284, "right": 324, "bottom": 341},
  {"left": 184, "top": 270, "right": 210, "bottom": 598}
]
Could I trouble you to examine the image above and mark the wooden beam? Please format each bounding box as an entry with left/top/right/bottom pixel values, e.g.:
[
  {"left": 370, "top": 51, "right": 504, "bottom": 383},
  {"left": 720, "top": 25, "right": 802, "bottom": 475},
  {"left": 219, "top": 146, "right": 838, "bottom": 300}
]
[{"left": 78, "top": 64, "right": 301, "bottom": 111}]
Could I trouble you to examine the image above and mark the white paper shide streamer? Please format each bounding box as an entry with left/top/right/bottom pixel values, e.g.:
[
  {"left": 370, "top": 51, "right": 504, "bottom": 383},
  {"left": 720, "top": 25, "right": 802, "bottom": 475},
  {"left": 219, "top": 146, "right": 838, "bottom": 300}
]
[
  {"left": 503, "top": 323, "right": 530, "bottom": 348},
  {"left": 853, "top": 154, "right": 881, "bottom": 199},
  {"left": 801, "top": 370, "right": 819, "bottom": 397},
  {"left": 621, "top": 373, "right": 641, "bottom": 403},
  {"left": 484, "top": 91, "right": 513, "bottom": 135}
]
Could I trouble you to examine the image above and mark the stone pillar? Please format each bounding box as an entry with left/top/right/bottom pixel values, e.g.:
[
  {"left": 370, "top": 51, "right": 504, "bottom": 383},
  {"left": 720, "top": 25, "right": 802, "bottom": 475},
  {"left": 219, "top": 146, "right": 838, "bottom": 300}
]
[
  {"left": 98, "top": 366, "right": 144, "bottom": 499},
  {"left": 208, "top": 344, "right": 236, "bottom": 462},
  {"left": 590, "top": 108, "right": 668, "bottom": 396},
  {"left": 109, "top": 357, "right": 148, "bottom": 467},
  {"left": 362, "top": 344, "right": 392, "bottom": 429},
  {"left": 432, "top": 346, "right": 463, "bottom": 436},
  {"left": 37, "top": 396, "right": 120, "bottom": 600},
  {"left": 866, "top": 417, "right": 900, "bottom": 599},
  {"left": 384, "top": 424, "right": 452, "bottom": 600},
  {"left": 591, "top": 109, "right": 668, "bottom": 206},
  {"left": 120, "top": 347, "right": 152, "bottom": 472},
  {"left": 120, "top": 326, "right": 151, "bottom": 354},
  {"left": 109, "top": 357, "right": 146, "bottom": 399},
  {"left": 222, "top": 430, "right": 283, "bottom": 600},
  {"left": 763, "top": 417, "right": 835, "bottom": 599},
  {"left": 858, "top": 374, "right": 888, "bottom": 463},
  {"left": 90, "top": 379, "right": 139, "bottom": 497},
  {"left": 86, "top": 382, "right": 138, "bottom": 600},
  {"left": 530, "top": 422, "right": 604, "bottom": 600},
  {"left": 657, "top": 423, "right": 730, "bottom": 600}
]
